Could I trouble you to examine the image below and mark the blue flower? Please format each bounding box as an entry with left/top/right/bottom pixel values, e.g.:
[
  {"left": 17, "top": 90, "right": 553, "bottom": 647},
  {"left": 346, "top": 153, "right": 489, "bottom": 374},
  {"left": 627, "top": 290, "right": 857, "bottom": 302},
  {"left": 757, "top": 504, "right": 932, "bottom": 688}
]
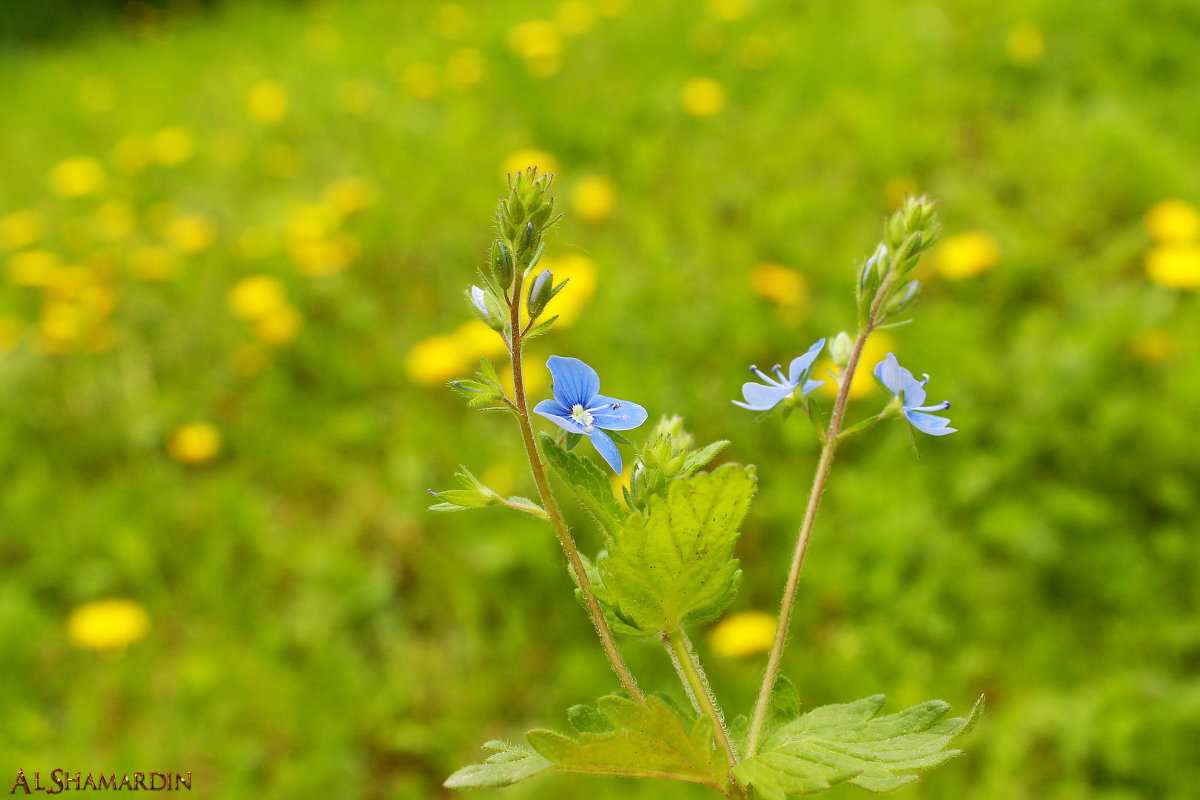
[
  {"left": 733, "top": 338, "right": 826, "bottom": 411},
  {"left": 534, "top": 356, "right": 648, "bottom": 472},
  {"left": 873, "top": 352, "right": 957, "bottom": 436}
]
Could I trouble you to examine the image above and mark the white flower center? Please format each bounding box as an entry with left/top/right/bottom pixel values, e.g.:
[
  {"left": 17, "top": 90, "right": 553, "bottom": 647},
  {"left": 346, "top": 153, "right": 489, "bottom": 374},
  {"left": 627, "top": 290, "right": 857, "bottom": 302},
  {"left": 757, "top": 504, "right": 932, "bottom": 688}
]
[{"left": 571, "top": 403, "right": 595, "bottom": 431}]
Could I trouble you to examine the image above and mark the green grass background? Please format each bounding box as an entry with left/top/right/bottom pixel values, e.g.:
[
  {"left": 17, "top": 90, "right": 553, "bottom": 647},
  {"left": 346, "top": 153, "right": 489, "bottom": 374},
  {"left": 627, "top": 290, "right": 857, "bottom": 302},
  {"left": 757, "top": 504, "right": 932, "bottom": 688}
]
[{"left": 2, "top": 0, "right": 1199, "bottom": 797}]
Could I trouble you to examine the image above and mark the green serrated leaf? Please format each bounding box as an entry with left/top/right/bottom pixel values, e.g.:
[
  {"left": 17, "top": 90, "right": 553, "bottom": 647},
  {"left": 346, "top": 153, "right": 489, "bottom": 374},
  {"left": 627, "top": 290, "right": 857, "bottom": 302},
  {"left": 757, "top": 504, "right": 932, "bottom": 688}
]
[
  {"left": 563, "top": 432, "right": 583, "bottom": 451},
  {"left": 734, "top": 695, "right": 981, "bottom": 797},
  {"left": 572, "top": 552, "right": 651, "bottom": 638},
  {"left": 595, "top": 464, "right": 756, "bottom": 633},
  {"left": 526, "top": 696, "right": 727, "bottom": 792},
  {"left": 540, "top": 433, "right": 626, "bottom": 536},
  {"left": 444, "top": 740, "right": 553, "bottom": 789},
  {"left": 526, "top": 314, "right": 559, "bottom": 339}
]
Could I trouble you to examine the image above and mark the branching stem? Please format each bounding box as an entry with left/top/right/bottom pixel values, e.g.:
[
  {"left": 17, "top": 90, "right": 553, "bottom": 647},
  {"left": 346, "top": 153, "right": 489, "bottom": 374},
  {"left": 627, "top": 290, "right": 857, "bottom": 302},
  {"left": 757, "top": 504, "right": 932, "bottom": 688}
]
[{"left": 744, "top": 281, "right": 893, "bottom": 757}]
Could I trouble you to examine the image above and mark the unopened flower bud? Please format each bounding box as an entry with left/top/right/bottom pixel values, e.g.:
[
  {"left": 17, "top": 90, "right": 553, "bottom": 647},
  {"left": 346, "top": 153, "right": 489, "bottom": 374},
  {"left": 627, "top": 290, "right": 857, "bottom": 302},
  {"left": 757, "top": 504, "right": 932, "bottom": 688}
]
[
  {"left": 831, "top": 331, "right": 854, "bottom": 369},
  {"left": 527, "top": 269, "right": 553, "bottom": 317},
  {"left": 468, "top": 285, "right": 504, "bottom": 332},
  {"left": 885, "top": 279, "right": 921, "bottom": 316},
  {"left": 491, "top": 240, "right": 513, "bottom": 289}
]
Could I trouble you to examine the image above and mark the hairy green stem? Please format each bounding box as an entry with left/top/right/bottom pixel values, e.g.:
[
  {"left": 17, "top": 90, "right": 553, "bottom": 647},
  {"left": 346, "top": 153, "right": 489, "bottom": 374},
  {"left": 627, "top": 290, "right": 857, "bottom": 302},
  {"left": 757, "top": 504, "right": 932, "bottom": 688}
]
[
  {"left": 744, "top": 287, "right": 891, "bottom": 757},
  {"left": 507, "top": 267, "right": 645, "bottom": 704},
  {"left": 663, "top": 630, "right": 744, "bottom": 795}
]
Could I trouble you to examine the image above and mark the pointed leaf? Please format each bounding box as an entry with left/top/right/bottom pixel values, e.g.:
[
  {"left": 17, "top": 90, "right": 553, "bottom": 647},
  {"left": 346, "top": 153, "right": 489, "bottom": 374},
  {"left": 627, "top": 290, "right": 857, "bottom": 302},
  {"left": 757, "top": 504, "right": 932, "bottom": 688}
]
[
  {"left": 734, "top": 695, "right": 982, "bottom": 797},
  {"left": 541, "top": 433, "right": 626, "bottom": 535},
  {"left": 444, "top": 740, "right": 553, "bottom": 789},
  {"left": 596, "top": 464, "right": 756, "bottom": 633},
  {"left": 525, "top": 696, "right": 727, "bottom": 792}
]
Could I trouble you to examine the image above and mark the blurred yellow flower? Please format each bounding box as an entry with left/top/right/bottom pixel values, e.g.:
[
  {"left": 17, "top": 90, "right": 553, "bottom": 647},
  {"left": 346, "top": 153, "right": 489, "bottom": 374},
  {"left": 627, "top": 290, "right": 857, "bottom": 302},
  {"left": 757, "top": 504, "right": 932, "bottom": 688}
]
[
  {"left": 288, "top": 202, "right": 338, "bottom": 240},
  {"left": 555, "top": 1, "right": 594, "bottom": 36},
  {"left": 445, "top": 48, "right": 485, "bottom": 89},
  {"left": 48, "top": 157, "right": 106, "bottom": 198},
  {"left": 67, "top": 599, "right": 149, "bottom": 652},
  {"left": 92, "top": 201, "right": 136, "bottom": 242},
  {"left": 128, "top": 245, "right": 178, "bottom": 281},
  {"left": 817, "top": 330, "right": 896, "bottom": 401},
  {"left": 324, "top": 178, "right": 376, "bottom": 217},
  {"left": 38, "top": 301, "right": 84, "bottom": 353},
  {"left": 163, "top": 214, "right": 216, "bottom": 254},
  {"left": 152, "top": 126, "right": 195, "bottom": 166},
  {"left": 406, "top": 333, "right": 470, "bottom": 385},
  {"left": 539, "top": 252, "right": 597, "bottom": 327},
  {"left": 433, "top": 3, "right": 472, "bottom": 40},
  {"left": 611, "top": 465, "right": 632, "bottom": 508},
  {"left": 229, "top": 275, "right": 287, "bottom": 320},
  {"left": 708, "top": 611, "right": 776, "bottom": 658},
  {"left": 0, "top": 209, "right": 45, "bottom": 250},
  {"left": 1130, "top": 329, "right": 1177, "bottom": 364},
  {"left": 402, "top": 63, "right": 441, "bottom": 100},
  {"left": 571, "top": 176, "right": 617, "bottom": 222},
  {"left": 455, "top": 320, "right": 508, "bottom": 359},
  {"left": 882, "top": 177, "right": 920, "bottom": 212},
  {"left": 255, "top": 304, "right": 303, "bottom": 346},
  {"left": 1144, "top": 199, "right": 1200, "bottom": 244},
  {"left": 167, "top": 422, "right": 222, "bottom": 465},
  {"left": 289, "top": 235, "right": 360, "bottom": 276},
  {"left": 503, "top": 148, "right": 559, "bottom": 180},
  {"left": 247, "top": 81, "right": 288, "bottom": 124},
  {"left": 681, "top": 78, "right": 726, "bottom": 118},
  {"left": 709, "top": 0, "right": 752, "bottom": 21},
  {"left": 1006, "top": 22, "right": 1045, "bottom": 67},
  {"left": 1145, "top": 244, "right": 1200, "bottom": 290},
  {"left": 508, "top": 19, "right": 563, "bottom": 77},
  {"left": 77, "top": 76, "right": 116, "bottom": 113},
  {"left": 112, "top": 134, "right": 151, "bottom": 173},
  {"left": 336, "top": 79, "right": 380, "bottom": 116},
  {"left": 0, "top": 316, "right": 23, "bottom": 354},
  {"left": 8, "top": 249, "right": 60, "bottom": 286},
  {"left": 737, "top": 34, "right": 778, "bottom": 70},
  {"left": 751, "top": 263, "right": 807, "bottom": 307},
  {"left": 934, "top": 231, "right": 1000, "bottom": 279}
]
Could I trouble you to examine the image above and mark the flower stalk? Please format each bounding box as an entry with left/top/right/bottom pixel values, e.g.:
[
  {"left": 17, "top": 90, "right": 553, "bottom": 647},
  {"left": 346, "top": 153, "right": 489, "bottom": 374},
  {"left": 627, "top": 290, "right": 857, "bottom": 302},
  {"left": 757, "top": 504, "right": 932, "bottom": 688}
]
[{"left": 507, "top": 254, "right": 646, "bottom": 704}]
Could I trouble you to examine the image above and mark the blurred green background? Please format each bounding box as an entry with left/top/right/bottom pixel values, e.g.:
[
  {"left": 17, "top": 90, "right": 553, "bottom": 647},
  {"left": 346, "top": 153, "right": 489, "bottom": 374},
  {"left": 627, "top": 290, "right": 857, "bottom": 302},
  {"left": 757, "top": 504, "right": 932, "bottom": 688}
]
[{"left": 2, "top": 0, "right": 1199, "bottom": 797}]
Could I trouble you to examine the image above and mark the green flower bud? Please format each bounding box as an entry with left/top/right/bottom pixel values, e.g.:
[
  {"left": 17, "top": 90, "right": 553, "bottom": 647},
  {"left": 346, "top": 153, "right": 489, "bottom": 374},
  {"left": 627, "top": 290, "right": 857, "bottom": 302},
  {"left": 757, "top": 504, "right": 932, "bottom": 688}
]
[
  {"left": 491, "top": 240, "right": 514, "bottom": 289},
  {"left": 527, "top": 269, "right": 553, "bottom": 318},
  {"left": 831, "top": 331, "right": 854, "bottom": 369}
]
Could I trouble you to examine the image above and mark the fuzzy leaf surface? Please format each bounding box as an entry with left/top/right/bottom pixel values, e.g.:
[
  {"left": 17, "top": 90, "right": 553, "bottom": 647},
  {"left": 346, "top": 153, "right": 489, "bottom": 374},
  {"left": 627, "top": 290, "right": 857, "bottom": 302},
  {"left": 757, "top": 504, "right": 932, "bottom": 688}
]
[
  {"left": 541, "top": 432, "right": 626, "bottom": 535},
  {"left": 595, "top": 463, "right": 756, "bottom": 633},
  {"left": 444, "top": 740, "right": 553, "bottom": 789},
  {"left": 734, "top": 695, "right": 982, "bottom": 798},
  {"left": 526, "top": 695, "right": 727, "bottom": 792}
]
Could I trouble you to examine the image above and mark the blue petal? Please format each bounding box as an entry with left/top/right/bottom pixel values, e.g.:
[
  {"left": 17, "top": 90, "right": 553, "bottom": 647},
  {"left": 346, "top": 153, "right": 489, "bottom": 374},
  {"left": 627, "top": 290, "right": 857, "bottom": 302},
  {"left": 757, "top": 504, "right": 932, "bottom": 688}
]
[
  {"left": 733, "top": 381, "right": 792, "bottom": 411},
  {"left": 787, "top": 338, "right": 826, "bottom": 385},
  {"left": 801, "top": 378, "right": 824, "bottom": 396},
  {"left": 873, "top": 352, "right": 905, "bottom": 396},
  {"left": 588, "top": 395, "right": 648, "bottom": 431},
  {"left": 533, "top": 398, "right": 585, "bottom": 434},
  {"left": 546, "top": 355, "right": 600, "bottom": 409},
  {"left": 899, "top": 372, "right": 928, "bottom": 409},
  {"left": 905, "top": 410, "right": 956, "bottom": 436},
  {"left": 587, "top": 428, "right": 622, "bottom": 472}
]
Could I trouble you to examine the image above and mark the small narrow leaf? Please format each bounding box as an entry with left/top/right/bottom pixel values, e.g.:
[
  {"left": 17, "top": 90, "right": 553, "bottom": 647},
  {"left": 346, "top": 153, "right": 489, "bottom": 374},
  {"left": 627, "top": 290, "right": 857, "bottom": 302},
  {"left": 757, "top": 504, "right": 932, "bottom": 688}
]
[
  {"left": 734, "top": 695, "right": 982, "bottom": 797},
  {"left": 595, "top": 463, "right": 756, "bottom": 633},
  {"left": 540, "top": 433, "right": 626, "bottom": 535},
  {"left": 525, "top": 696, "right": 727, "bottom": 792},
  {"left": 444, "top": 740, "right": 553, "bottom": 789}
]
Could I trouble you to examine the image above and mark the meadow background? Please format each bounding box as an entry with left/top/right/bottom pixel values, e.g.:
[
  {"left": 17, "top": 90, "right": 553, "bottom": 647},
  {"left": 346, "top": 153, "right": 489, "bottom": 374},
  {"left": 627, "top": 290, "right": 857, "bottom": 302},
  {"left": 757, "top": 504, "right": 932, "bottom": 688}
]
[{"left": 2, "top": 0, "right": 1199, "bottom": 797}]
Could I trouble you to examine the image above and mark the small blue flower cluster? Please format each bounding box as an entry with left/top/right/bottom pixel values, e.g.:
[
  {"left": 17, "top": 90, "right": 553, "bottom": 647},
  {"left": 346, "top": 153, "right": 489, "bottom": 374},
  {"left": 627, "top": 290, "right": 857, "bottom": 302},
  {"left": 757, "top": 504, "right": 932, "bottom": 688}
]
[{"left": 535, "top": 341, "right": 954, "bottom": 473}]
